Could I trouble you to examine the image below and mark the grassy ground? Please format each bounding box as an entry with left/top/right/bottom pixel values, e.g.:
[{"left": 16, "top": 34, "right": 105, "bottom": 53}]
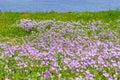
[
  {"left": 0, "top": 10, "right": 120, "bottom": 80},
  {"left": 0, "top": 10, "right": 120, "bottom": 38}
]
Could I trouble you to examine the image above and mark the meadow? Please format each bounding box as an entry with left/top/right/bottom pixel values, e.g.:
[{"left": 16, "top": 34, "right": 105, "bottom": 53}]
[{"left": 0, "top": 10, "right": 120, "bottom": 80}]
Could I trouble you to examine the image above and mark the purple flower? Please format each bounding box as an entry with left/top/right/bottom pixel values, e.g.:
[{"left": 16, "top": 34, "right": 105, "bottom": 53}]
[
  {"left": 44, "top": 70, "right": 50, "bottom": 78},
  {"left": 103, "top": 73, "right": 112, "bottom": 79}
]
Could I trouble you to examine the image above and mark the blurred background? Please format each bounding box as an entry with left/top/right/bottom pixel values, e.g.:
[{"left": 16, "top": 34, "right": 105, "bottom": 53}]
[{"left": 0, "top": 0, "right": 120, "bottom": 12}]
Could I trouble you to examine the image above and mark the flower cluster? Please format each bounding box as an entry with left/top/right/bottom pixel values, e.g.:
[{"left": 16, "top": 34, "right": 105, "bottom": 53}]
[
  {"left": 0, "top": 19, "right": 120, "bottom": 80},
  {"left": 18, "top": 19, "right": 37, "bottom": 32}
]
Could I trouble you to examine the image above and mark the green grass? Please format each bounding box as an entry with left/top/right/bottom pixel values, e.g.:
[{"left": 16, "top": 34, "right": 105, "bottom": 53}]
[{"left": 0, "top": 10, "right": 120, "bottom": 38}]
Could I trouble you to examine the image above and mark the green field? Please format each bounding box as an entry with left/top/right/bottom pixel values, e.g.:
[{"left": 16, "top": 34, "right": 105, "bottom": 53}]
[
  {"left": 0, "top": 10, "right": 120, "bottom": 80},
  {"left": 0, "top": 10, "right": 120, "bottom": 37}
]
